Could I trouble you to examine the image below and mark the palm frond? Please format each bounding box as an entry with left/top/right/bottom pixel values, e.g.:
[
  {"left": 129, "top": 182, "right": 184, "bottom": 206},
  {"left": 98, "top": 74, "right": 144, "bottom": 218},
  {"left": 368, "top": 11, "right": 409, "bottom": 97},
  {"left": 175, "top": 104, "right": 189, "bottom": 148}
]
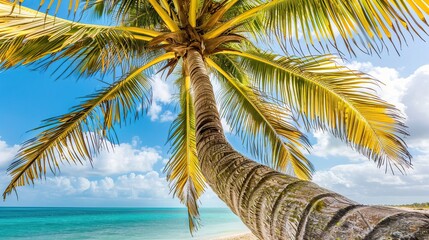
[
  {"left": 206, "top": 57, "right": 313, "bottom": 179},
  {"left": 85, "top": 0, "right": 172, "bottom": 29},
  {"left": 217, "top": 47, "right": 411, "bottom": 171},
  {"left": 147, "top": 0, "right": 179, "bottom": 31},
  {"left": 202, "top": 0, "right": 239, "bottom": 28},
  {"left": 0, "top": 2, "right": 161, "bottom": 77},
  {"left": 2, "top": 53, "right": 175, "bottom": 200},
  {"left": 122, "top": 1, "right": 168, "bottom": 28},
  {"left": 189, "top": 0, "right": 199, "bottom": 27},
  {"left": 205, "top": 0, "right": 429, "bottom": 55},
  {"left": 165, "top": 75, "right": 206, "bottom": 233}
]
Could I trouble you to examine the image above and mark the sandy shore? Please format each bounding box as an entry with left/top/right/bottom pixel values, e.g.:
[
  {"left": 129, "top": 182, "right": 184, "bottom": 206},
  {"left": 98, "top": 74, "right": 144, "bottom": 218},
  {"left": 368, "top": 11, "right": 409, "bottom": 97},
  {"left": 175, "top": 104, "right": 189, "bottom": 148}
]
[
  {"left": 213, "top": 232, "right": 257, "bottom": 240},
  {"left": 393, "top": 207, "right": 429, "bottom": 214}
]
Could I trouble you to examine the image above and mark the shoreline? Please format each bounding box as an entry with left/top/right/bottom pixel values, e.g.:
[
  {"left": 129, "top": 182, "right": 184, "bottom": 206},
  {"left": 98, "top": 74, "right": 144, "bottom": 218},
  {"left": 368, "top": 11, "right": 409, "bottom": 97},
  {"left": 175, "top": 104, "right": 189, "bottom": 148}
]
[{"left": 212, "top": 232, "right": 257, "bottom": 240}]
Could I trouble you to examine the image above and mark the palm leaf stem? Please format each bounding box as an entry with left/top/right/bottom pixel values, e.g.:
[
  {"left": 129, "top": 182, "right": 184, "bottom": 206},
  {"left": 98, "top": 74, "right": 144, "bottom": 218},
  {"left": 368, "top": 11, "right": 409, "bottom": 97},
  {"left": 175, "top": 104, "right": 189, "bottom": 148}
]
[
  {"left": 189, "top": 0, "right": 199, "bottom": 27},
  {"left": 203, "top": 0, "right": 239, "bottom": 29},
  {"left": 147, "top": 0, "right": 180, "bottom": 31},
  {"left": 204, "top": 0, "right": 277, "bottom": 39}
]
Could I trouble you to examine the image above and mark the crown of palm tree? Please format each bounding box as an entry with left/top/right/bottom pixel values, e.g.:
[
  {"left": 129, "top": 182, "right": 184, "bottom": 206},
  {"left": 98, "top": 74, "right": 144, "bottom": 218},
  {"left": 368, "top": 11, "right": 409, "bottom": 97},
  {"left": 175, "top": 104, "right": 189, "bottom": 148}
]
[{"left": 1, "top": 0, "right": 427, "bottom": 232}]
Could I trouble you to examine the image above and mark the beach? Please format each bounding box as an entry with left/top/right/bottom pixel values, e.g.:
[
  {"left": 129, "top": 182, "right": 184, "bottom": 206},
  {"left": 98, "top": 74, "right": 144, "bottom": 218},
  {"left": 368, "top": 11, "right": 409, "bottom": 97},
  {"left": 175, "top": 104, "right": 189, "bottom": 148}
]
[{"left": 214, "top": 233, "right": 257, "bottom": 240}]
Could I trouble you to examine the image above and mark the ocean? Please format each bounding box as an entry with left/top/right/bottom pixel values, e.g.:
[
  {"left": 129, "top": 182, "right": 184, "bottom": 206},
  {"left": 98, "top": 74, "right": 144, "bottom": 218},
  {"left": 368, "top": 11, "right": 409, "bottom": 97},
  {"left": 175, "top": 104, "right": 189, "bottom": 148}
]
[{"left": 0, "top": 208, "right": 250, "bottom": 239}]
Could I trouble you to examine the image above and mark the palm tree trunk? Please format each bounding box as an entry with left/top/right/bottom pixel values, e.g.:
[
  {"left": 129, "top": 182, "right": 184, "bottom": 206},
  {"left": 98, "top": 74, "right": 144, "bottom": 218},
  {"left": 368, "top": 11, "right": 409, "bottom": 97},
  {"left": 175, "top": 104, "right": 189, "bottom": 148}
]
[{"left": 185, "top": 49, "right": 429, "bottom": 239}]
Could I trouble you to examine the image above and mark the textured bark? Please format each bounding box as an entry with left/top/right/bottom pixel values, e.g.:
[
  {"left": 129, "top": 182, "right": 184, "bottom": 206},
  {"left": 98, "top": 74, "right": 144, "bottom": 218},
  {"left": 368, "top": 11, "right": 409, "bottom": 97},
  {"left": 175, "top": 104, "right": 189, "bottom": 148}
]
[{"left": 185, "top": 49, "right": 429, "bottom": 239}]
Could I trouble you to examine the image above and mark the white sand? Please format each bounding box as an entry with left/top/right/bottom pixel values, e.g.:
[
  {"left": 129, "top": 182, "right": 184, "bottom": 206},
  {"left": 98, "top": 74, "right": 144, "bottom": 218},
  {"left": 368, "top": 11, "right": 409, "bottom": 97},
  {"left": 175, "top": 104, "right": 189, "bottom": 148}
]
[{"left": 212, "top": 232, "right": 257, "bottom": 240}]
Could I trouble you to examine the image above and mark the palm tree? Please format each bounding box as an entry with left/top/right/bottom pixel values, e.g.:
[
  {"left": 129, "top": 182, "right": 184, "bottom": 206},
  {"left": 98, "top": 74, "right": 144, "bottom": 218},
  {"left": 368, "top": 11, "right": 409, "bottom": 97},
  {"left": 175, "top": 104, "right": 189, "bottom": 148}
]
[{"left": 1, "top": 0, "right": 429, "bottom": 238}]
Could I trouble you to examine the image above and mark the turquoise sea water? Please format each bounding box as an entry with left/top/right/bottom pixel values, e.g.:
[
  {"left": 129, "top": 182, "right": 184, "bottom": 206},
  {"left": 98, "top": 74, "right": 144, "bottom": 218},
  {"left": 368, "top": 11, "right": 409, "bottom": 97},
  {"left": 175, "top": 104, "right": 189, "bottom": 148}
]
[{"left": 0, "top": 208, "right": 250, "bottom": 239}]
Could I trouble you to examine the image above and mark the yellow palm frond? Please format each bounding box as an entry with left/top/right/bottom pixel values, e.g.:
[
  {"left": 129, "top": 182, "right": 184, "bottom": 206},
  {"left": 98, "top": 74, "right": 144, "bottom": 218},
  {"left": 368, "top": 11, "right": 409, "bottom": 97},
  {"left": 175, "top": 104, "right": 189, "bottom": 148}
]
[
  {"left": 147, "top": 0, "right": 180, "bottom": 31},
  {"left": 217, "top": 47, "right": 411, "bottom": 170},
  {"left": 2, "top": 53, "right": 175, "bottom": 200},
  {"left": 205, "top": 0, "right": 429, "bottom": 54},
  {"left": 0, "top": 2, "right": 161, "bottom": 76},
  {"left": 202, "top": 0, "right": 239, "bottom": 28},
  {"left": 188, "top": 0, "right": 199, "bottom": 27},
  {"left": 165, "top": 75, "right": 206, "bottom": 233},
  {"left": 207, "top": 57, "right": 313, "bottom": 179}
]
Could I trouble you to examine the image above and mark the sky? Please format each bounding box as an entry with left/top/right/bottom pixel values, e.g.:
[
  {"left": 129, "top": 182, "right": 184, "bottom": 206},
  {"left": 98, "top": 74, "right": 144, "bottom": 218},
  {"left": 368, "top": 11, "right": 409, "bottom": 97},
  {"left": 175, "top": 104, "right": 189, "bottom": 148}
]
[{"left": 1, "top": 3, "right": 429, "bottom": 208}]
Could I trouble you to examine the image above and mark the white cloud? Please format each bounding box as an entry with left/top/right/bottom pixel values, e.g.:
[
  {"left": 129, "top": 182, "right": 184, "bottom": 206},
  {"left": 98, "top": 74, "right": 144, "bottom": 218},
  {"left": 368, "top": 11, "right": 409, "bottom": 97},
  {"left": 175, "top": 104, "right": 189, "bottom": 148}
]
[
  {"left": 401, "top": 65, "right": 429, "bottom": 148},
  {"left": 147, "top": 75, "right": 175, "bottom": 122},
  {"left": 152, "top": 76, "right": 172, "bottom": 104},
  {"left": 148, "top": 101, "right": 162, "bottom": 121},
  {"left": 221, "top": 118, "right": 231, "bottom": 134},
  {"left": 0, "top": 136, "right": 163, "bottom": 177},
  {"left": 0, "top": 138, "right": 19, "bottom": 170},
  {"left": 62, "top": 142, "right": 163, "bottom": 176},
  {"left": 59, "top": 171, "right": 170, "bottom": 200},
  {"left": 310, "top": 131, "right": 364, "bottom": 161},
  {"left": 313, "top": 153, "right": 429, "bottom": 205},
  {"left": 160, "top": 110, "right": 175, "bottom": 122},
  {"left": 48, "top": 171, "right": 226, "bottom": 205},
  {"left": 0, "top": 137, "right": 225, "bottom": 207},
  {"left": 1, "top": 171, "right": 170, "bottom": 204}
]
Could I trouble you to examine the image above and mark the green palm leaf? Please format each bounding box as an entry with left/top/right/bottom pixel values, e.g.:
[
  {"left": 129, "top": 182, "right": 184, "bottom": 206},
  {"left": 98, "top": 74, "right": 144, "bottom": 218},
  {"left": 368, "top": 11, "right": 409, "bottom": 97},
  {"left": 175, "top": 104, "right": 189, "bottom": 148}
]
[
  {"left": 207, "top": 57, "right": 313, "bottom": 179},
  {"left": 217, "top": 47, "right": 411, "bottom": 170},
  {"left": 2, "top": 53, "right": 175, "bottom": 199},
  {"left": 165, "top": 75, "right": 206, "bottom": 233}
]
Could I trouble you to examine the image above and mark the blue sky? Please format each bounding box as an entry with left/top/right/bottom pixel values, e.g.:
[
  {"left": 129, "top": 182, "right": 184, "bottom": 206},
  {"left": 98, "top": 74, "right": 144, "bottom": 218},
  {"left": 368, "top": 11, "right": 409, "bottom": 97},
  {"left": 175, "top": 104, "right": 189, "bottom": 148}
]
[{"left": 1, "top": 3, "right": 429, "bottom": 208}]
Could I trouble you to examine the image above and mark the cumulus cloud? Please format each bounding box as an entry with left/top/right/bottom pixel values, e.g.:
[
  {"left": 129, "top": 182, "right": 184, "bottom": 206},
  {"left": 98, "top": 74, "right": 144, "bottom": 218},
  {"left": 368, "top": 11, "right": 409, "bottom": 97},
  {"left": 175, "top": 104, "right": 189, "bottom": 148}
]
[
  {"left": 147, "top": 75, "right": 176, "bottom": 122},
  {"left": 152, "top": 75, "right": 172, "bottom": 104},
  {"left": 401, "top": 65, "right": 429, "bottom": 148},
  {"left": 160, "top": 110, "right": 176, "bottom": 122},
  {"left": 0, "top": 171, "right": 172, "bottom": 206},
  {"left": 0, "top": 136, "right": 164, "bottom": 177},
  {"left": 61, "top": 141, "right": 164, "bottom": 176},
  {"left": 48, "top": 171, "right": 169, "bottom": 199},
  {"left": 310, "top": 131, "right": 364, "bottom": 161},
  {"left": 0, "top": 138, "right": 19, "bottom": 170},
  {"left": 221, "top": 118, "right": 231, "bottom": 134},
  {"left": 0, "top": 136, "right": 172, "bottom": 206},
  {"left": 0, "top": 137, "right": 225, "bottom": 207},
  {"left": 147, "top": 101, "right": 163, "bottom": 121},
  {"left": 313, "top": 153, "right": 429, "bottom": 205}
]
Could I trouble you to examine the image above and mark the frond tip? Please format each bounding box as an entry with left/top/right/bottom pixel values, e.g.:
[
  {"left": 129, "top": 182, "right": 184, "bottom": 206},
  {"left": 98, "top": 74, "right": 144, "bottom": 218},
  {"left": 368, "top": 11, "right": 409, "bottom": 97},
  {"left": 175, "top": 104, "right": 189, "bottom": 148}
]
[{"left": 165, "top": 76, "right": 206, "bottom": 233}]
